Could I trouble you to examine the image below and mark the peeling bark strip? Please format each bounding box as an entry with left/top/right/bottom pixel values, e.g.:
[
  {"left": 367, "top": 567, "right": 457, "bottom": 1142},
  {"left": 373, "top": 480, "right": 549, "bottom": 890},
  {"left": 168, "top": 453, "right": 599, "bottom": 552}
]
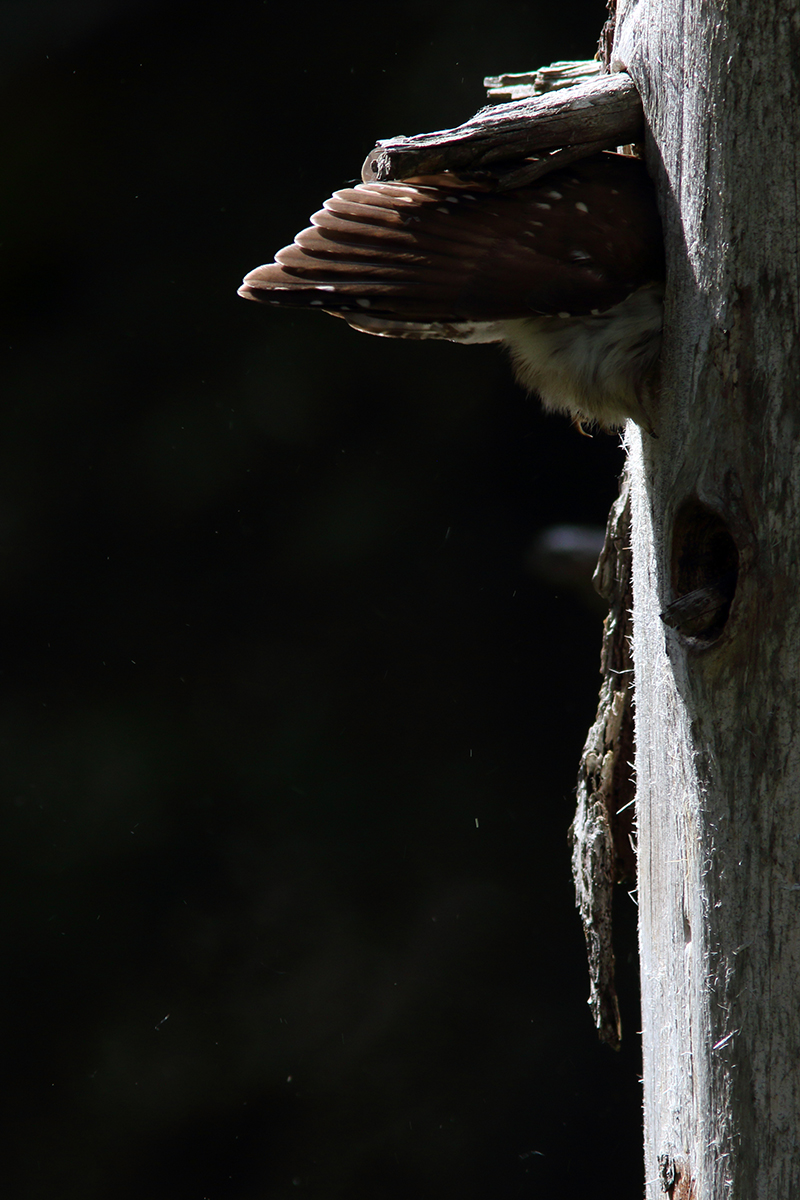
[
  {"left": 570, "top": 469, "right": 636, "bottom": 1049},
  {"left": 362, "top": 71, "right": 643, "bottom": 184},
  {"left": 483, "top": 60, "right": 601, "bottom": 103}
]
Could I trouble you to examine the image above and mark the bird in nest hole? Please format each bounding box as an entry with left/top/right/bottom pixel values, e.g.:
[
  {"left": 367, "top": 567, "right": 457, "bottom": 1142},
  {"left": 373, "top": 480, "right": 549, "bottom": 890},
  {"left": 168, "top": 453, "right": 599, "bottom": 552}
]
[{"left": 238, "top": 151, "right": 664, "bottom": 433}]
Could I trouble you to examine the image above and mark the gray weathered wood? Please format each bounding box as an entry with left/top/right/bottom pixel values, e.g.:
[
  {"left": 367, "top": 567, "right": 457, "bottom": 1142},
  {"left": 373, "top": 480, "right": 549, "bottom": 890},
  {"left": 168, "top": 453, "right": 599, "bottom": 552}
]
[
  {"left": 614, "top": 1, "right": 800, "bottom": 1196},
  {"left": 362, "top": 71, "right": 643, "bottom": 183}
]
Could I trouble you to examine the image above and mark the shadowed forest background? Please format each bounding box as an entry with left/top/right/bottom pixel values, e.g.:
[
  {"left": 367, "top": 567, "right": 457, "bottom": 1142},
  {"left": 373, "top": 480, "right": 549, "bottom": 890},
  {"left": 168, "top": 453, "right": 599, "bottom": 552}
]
[{"left": 3, "top": 1, "right": 644, "bottom": 1196}]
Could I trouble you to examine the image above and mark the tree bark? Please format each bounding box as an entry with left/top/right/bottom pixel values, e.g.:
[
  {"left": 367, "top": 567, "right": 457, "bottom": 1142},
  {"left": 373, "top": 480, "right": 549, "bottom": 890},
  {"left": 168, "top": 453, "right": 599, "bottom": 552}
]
[
  {"left": 613, "top": 2, "right": 800, "bottom": 1197},
  {"left": 362, "top": 71, "right": 643, "bottom": 183}
]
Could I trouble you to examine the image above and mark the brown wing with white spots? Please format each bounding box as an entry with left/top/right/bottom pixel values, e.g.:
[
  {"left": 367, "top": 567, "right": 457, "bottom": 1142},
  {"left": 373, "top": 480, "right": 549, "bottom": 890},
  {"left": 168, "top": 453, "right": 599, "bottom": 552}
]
[{"left": 238, "top": 153, "right": 664, "bottom": 328}]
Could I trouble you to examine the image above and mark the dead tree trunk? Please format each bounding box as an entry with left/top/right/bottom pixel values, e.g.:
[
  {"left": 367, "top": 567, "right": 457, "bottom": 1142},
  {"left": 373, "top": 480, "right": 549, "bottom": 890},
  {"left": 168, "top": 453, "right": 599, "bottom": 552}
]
[{"left": 613, "top": 2, "right": 800, "bottom": 1196}]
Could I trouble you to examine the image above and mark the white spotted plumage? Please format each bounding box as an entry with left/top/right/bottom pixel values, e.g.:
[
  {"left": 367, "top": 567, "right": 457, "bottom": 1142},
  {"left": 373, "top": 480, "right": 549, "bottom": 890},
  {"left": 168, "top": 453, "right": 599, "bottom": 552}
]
[{"left": 239, "top": 152, "right": 664, "bottom": 430}]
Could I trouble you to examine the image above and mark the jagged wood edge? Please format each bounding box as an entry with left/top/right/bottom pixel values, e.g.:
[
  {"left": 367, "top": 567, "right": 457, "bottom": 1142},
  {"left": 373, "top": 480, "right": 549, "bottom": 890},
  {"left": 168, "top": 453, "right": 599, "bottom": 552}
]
[{"left": 484, "top": 59, "right": 601, "bottom": 102}]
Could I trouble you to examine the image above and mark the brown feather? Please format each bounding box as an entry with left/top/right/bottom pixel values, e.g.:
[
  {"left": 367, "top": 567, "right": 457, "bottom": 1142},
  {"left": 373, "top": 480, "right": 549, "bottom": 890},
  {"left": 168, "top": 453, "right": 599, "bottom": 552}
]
[
  {"left": 238, "top": 152, "right": 665, "bottom": 430},
  {"left": 239, "top": 154, "right": 664, "bottom": 325}
]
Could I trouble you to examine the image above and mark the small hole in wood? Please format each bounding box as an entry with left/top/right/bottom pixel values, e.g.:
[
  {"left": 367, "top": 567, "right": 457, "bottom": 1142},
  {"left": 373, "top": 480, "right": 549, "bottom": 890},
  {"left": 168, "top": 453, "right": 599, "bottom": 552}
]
[{"left": 661, "top": 499, "right": 738, "bottom": 642}]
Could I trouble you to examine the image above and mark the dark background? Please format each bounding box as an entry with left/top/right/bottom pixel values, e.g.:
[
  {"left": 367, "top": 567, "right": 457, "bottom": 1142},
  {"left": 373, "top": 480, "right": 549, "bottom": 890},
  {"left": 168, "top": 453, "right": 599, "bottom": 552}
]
[{"left": 2, "top": 2, "right": 643, "bottom": 1197}]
